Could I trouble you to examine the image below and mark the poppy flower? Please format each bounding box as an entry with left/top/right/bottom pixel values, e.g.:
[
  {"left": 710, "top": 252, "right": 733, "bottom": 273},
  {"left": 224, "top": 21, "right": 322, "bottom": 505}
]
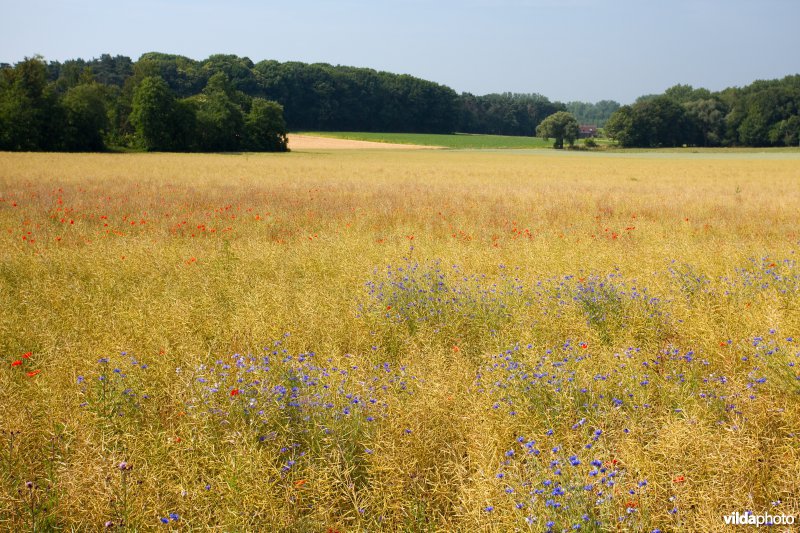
[
  {"left": 27, "top": 369, "right": 41, "bottom": 377},
  {"left": 673, "top": 475, "right": 686, "bottom": 483},
  {"left": 11, "top": 360, "right": 22, "bottom": 367},
  {"left": 230, "top": 389, "right": 240, "bottom": 396},
  {"left": 22, "top": 351, "right": 32, "bottom": 359}
]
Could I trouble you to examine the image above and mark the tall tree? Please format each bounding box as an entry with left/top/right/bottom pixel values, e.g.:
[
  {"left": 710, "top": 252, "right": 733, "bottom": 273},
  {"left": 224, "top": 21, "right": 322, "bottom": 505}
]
[
  {"left": 62, "top": 82, "right": 109, "bottom": 151},
  {"left": 245, "top": 98, "right": 288, "bottom": 151},
  {"left": 129, "top": 76, "right": 179, "bottom": 151},
  {"left": 536, "top": 111, "right": 579, "bottom": 148},
  {"left": 0, "top": 56, "right": 64, "bottom": 150},
  {"left": 191, "top": 73, "right": 245, "bottom": 152}
]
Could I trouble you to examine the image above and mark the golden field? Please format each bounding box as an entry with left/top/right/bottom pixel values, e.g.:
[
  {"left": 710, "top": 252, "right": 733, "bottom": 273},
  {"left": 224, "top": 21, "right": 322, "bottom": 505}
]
[{"left": 1, "top": 149, "right": 799, "bottom": 531}]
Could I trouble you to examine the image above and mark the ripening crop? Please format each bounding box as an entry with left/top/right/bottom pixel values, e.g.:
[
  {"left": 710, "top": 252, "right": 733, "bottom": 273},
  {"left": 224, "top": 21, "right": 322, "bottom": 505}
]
[{"left": 1, "top": 149, "right": 799, "bottom": 531}]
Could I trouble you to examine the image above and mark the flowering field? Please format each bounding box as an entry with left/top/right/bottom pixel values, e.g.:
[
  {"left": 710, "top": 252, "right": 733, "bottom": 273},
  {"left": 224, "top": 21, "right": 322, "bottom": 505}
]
[{"left": 1, "top": 150, "right": 799, "bottom": 531}]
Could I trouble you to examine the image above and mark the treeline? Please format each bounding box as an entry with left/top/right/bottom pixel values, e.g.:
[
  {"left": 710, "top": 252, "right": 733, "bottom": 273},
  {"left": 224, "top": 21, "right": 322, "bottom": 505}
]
[
  {"left": 606, "top": 78, "right": 800, "bottom": 147},
  {"left": 0, "top": 52, "right": 576, "bottom": 151},
  {"left": 565, "top": 100, "right": 620, "bottom": 128},
  {"left": 0, "top": 55, "right": 288, "bottom": 152},
  {"left": 2, "top": 52, "right": 797, "bottom": 151}
]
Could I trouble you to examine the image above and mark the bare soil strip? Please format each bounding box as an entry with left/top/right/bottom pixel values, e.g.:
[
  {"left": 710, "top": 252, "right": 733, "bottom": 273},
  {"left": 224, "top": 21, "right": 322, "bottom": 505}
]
[{"left": 288, "top": 134, "right": 436, "bottom": 150}]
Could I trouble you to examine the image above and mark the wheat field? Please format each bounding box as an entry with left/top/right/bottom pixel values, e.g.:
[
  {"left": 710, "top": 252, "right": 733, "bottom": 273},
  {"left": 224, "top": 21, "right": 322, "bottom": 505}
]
[{"left": 1, "top": 149, "right": 799, "bottom": 531}]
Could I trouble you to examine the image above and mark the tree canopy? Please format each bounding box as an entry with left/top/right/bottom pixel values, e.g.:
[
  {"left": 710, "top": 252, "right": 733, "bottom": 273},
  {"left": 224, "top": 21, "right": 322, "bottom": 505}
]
[
  {"left": 0, "top": 53, "right": 797, "bottom": 151},
  {"left": 606, "top": 78, "right": 800, "bottom": 147},
  {"left": 536, "top": 111, "right": 579, "bottom": 149}
]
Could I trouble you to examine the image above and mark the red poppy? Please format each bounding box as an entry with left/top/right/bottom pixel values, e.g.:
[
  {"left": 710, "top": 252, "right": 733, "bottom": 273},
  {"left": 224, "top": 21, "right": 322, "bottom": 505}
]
[
  {"left": 673, "top": 475, "right": 686, "bottom": 483},
  {"left": 22, "top": 351, "right": 32, "bottom": 359},
  {"left": 230, "top": 389, "right": 240, "bottom": 396},
  {"left": 11, "top": 360, "right": 22, "bottom": 367},
  {"left": 580, "top": 343, "right": 588, "bottom": 349},
  {"left": 27, "top": 369, "right": 41, "bottom": 377}
]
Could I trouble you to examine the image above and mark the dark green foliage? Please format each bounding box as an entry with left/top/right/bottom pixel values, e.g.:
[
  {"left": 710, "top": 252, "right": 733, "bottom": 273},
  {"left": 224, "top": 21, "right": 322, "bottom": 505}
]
[
  {"left": 1, "top": 52, "right": 798, "bottom": 152},
  {"left": 136, "top": 53, "right": 205, "bottom": 97},
  {"left": 62, "top": 82, "right": 109, "bottom": 151},
  {"left": 536, "top": 111, "right": 579, "bottom": 149},
  {"left": 246, "top": 99, "right": 288, "bottom": 151},
  {"left": 129, "top": 76, "right": 181, "bottom": 151},
  {"left": 185, "top": 73, "right": 244, "bottom": 152},
  {"left": 254, "top": 60, "right": 458, "bottom": 133},
  {"left": 0, "top": 56, "right": 65, "bottom": 151},
  {"left": 608, "top": 78, "right": 800, "bottom": 147},
  {"left": 565, "top": 100, "right": 620, "bottom": 127},
  {"left": 606, "top": 96, "right": 693, "bottom": 147},
  {"left": 458, "top": 92, "right": 564, "bottom": 136},
  {"left": 684, "top": 98, "right": 727, "bottom": 147}
]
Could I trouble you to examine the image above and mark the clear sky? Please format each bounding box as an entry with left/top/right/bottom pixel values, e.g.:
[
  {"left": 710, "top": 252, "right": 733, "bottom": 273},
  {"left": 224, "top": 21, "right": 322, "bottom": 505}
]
[{"left": 2, "top": 0, "right": 798, "bottom": 103}]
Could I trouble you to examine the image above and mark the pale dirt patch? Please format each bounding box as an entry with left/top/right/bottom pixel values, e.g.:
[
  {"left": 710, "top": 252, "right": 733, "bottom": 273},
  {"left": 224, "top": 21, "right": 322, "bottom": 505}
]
[{"left": 288, "top": 134, "right": 436, "bottom": 150}]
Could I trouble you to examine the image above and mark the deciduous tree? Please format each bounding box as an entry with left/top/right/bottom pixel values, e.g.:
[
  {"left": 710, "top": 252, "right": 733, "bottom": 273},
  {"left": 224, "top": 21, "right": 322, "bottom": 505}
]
[{"left": 536, "top": 111, "right": 579, "bottom": 149}]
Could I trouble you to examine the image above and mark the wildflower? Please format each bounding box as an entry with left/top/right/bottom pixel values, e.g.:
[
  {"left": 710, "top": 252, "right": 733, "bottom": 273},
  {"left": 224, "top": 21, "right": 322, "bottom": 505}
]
[
  {"left": 11, "top": 360, "right": 22, "bottom": 367},
  {"left": 27, "top": 369, "right": 41, "bottom": 377},
  {"left": 673, "top": 475, "right": 686, "bottom": 483},
  {"left": 230, "top": 388, "right": 240, "bottom": 396},
  {"left": 22, "top": 351, "right": 31, "bottom": 359}
]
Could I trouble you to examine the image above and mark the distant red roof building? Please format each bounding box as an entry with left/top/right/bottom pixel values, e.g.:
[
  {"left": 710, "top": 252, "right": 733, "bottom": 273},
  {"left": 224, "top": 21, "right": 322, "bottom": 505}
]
[{"left": 579, "top": 125, "right": 598, "bottom": 138}]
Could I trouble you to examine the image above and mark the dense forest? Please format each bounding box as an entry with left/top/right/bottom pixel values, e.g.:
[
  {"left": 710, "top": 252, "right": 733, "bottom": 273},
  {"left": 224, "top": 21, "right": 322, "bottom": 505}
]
[
  {"left": 1, "top": 52, "right": 798, "bottom": 151},
  {"left": 606, "top": 79, "right": 800, "bottom": 147}
]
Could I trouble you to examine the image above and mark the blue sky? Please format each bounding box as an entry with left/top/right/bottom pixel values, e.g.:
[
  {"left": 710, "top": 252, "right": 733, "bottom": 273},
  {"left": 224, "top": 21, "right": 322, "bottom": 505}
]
[{"left": 2, "top": 0, "right": 798, "bottom": 103}]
